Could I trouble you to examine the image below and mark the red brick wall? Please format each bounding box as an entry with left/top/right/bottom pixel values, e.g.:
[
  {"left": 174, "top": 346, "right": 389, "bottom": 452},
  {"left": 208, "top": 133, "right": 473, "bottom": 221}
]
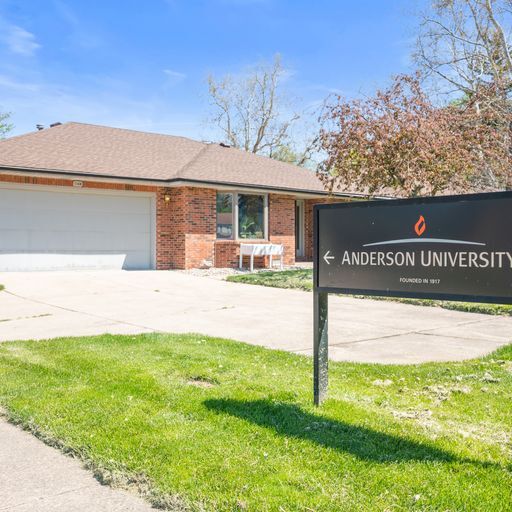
[
  {"left": 0, "top": 173, "right": 156, "bottom": 193},
  {"left": 156, "top": 187, "right": 179, "bottom": 269},
  {"left": 304, "top": 199, "right": 316, "bottom": 261},
  {"left": 215, "top": 240, "right": 271, "bottom": 268},
  {"left": 269, "top": 194, "right": 295, "bottom": 266},
  {"left": 304, "top": 197, "right": 349, "bottom": 260},
  {"left": 185, "top": 188, "right": 216, "bottom": 269},
  {"left": 162, "top": 186, "right": 216, "bottom": 269},
  {"left": 214, "top": 240, "right": 239, "bottom": 268}
]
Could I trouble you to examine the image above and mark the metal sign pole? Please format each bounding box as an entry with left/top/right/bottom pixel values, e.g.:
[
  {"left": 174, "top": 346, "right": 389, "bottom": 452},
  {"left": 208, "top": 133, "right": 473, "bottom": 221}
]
[
  {"left": 313, "top": 289, "right": 328, "bottom": 405},
  {"left": 313, "top": 205, "right": 329, "bottom": 406}
]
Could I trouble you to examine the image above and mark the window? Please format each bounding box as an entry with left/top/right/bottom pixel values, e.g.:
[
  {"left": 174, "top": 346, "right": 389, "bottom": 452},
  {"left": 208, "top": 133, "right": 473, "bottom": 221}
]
[
  {"left": 216, "top": 192, "right": 233, "bottom": 239},
  {"left": 216, "top": 192, "right": 267, "bottom": 240},
  {"left": 238, "top": 194, "right": 264, "bottom": 239}
]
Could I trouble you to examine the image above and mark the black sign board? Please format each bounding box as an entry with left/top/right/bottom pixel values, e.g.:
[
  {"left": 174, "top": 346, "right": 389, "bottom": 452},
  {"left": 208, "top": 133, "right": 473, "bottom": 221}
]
[
  {"left": 312, "top": 191, "right": 512, "bottom": 406},
  {"left": 314, "top": 191, "right": 512, "bottom": 304}
]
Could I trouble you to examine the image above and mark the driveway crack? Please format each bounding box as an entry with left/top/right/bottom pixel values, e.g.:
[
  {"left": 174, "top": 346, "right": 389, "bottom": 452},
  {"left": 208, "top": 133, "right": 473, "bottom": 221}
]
[
  {"left": 292, "top": 315, "right": 505, "bottom": 352},
  {"left": 3, "top": 291, "right": 160, "bottom": 335}
]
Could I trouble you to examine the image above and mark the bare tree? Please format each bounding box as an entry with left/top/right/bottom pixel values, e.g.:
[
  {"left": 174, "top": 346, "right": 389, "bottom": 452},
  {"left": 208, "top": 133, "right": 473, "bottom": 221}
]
[
  {"left": 269, "top": 131, "right": 320, "bottom": 168},
  {"left": 277, "top": 108, "right": 322, "bottom": 168},
  {"left": 0, "top": 110, "right": 12, "bottom": 139},
  {"left": 207, "top": 55, "right": 304, "bottom": 159},
  {"left": 415, "top": 0, "right": 512, "bottom": 98}
]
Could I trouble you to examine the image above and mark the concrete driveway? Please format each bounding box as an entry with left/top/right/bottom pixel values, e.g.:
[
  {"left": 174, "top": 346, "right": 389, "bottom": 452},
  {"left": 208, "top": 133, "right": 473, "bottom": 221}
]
[{"left": 0, "top": 270, "right": 510, "bottom": 363}]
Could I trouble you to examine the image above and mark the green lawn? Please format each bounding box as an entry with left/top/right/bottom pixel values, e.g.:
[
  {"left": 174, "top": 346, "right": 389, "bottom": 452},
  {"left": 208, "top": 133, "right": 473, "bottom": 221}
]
[
  {"left": 227, "top": 269, "right": 512, "bottom": 316},
  {"left": 0, "top": 334, "right": 511, "bottom": 511}
]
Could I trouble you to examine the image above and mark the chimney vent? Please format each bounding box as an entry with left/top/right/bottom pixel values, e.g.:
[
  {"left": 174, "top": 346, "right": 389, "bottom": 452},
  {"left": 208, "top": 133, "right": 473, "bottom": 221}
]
[
  {"left": 50, "top": 122, "right": 62, "bottom": 128},
  {"left": 36, "top": 124, "right": 44, "bottom": 131}
]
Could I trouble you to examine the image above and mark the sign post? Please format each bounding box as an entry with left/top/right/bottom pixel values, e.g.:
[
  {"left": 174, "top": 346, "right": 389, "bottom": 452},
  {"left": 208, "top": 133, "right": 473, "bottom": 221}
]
[
  {"left": 313, "top": 289, "right": 328, "bottom": 406},
  {"left": 313, "top": 191, "right": 512, "bottom": 405}
]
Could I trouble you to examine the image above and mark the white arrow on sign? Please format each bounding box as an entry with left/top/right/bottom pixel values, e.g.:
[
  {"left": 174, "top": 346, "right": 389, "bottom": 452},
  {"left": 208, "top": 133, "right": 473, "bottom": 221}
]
[{"left": 323, "top": 250, "right": 335, "bottom": 265}]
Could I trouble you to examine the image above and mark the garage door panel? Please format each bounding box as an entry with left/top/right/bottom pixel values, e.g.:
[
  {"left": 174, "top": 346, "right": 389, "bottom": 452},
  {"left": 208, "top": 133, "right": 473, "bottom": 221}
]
[
  {"left": 0, "top": 253, "right": 130, "bottom": 271},
  {"left": 123, "top": 250, "right": 150, "bottom": 269},
  {"left": 70, "top": 194, "right": 150, "bottom": 214},
  {"left": 23, "top": 231, "right": 149, "bottom": 252},
  {"left": 103, "top": 231, "right": 150, "bottom": 250},
  {"left": 0, "top": 230, "right": 31, "bottom": 250},
  {"left": 0, "top": 194, "right": 32, "bottom": 210},
  {"left": 70, "top": 231, "right": 149, "bottom": 251},
  {"left": 0, "top": 210, "right": 31, "bottom": 230},
  {"left": 111, "top": 215, "right": 152, "bottom": 233},
  {"left": 29, "top": 229, "right": 70, "bottom": 249},
  {"left": 0, "top": 187, "right": 153, "bottom": 271},
  {"left": 100, "top": 213, "right": 150, "bottom": 232},
  {"left": 30, "top": 212, "right": 81, "bottom": 231}
]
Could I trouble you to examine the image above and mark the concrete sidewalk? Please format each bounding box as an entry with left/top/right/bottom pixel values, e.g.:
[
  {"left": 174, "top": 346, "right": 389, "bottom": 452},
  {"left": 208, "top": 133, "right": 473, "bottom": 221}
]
[
  {"left": 0, "top": 419, "right": 154, "bottom": 511},
  {"left": 0, "top": 270, "right": 510, "bottom": 363}
]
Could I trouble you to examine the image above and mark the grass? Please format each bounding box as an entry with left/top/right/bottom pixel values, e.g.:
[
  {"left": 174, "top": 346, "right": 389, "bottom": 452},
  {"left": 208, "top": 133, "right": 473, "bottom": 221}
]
[
  {"left": 0, "top": 333, "right": 511, "bottom": 511},
  {"left": 0, "top": 284, "right": 4, "bottom": 291},
  {"left": 227, "top": 269, "right": 512, "bottom": 316},
  {"left": 228, "top": 269, "right": 315, "bottom": 292}
]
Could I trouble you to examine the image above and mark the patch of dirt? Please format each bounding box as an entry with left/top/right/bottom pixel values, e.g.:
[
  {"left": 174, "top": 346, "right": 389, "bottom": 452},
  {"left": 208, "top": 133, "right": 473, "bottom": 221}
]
[
  {"left": 423, "top": 385, "right": 451, "bottom": 403},
  {"left": 445, "top": 420, "right": 511, "bottom": 447},
  {"left": 372, "top": 379, "right": 393, "bottom": 387},
  {"left": 187, "top": 376, "right": 217, "bottom": 388},
  {"left": 92, "top": 466, "right": 189, "bottom": 510},
  {"left": 392, "top": 409, "right": 433, "bottom": 421},
  {"left": 451, "top": 385, "right": 472, "bottom": 394},
  {"left": 177, "top": 264, "right": 311, "bottom": 281},
  {"left": 481, "top": 372, "right": 501, "bottom": 383},
  {"left": 421, "top": 383, "right": 472, "bottom": 404},
  {"left": 391, "top": 408, "right": 441, "bottom": 434}
]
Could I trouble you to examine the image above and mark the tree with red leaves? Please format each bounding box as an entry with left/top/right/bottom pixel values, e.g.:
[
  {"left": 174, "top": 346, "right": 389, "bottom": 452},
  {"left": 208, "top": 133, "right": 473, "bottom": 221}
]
[{"left": 318, "top": 73, "right": 512, "bottom": 197}]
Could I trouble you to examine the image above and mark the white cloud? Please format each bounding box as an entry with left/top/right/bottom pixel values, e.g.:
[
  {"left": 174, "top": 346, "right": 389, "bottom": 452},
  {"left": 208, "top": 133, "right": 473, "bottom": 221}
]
[
  {"left": 3, "top": 24, "right": 41, "bottom": 56},
  {"left": 0, "top": 74, "right": 40, "bottom": 92},
  {"left": 0, "top": 70, "right": 203, "bottom": 139},
  {"left": 163, "top": 69, "right": 186, "bottom": 85},
  {"left": 302, "top": 84, "right": 344, "bottom": 96},
  {"left": 52, "top": 0, "right": 103, "bottom": 50}
]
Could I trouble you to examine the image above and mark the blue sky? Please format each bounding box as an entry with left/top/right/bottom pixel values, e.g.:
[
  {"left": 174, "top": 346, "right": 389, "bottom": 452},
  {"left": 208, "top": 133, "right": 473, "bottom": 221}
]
[{"left": 0, "top": 0, "right": 421, "bottom": 139}]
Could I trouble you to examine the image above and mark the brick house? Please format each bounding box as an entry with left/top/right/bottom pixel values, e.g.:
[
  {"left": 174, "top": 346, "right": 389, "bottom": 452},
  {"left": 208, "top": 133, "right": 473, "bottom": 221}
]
[{"left": 0, "top": 122, "right": 364, "bottom": 271}]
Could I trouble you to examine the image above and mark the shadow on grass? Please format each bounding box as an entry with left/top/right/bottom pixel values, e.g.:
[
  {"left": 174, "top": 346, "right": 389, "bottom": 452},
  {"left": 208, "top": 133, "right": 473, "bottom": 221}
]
[{"left": 205, "top": 399, "right": 464, "bottom": 464}]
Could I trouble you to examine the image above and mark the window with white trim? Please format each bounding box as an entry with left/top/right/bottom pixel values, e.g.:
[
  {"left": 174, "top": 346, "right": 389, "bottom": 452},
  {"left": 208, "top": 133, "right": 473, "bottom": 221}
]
[
  {"left": 216, "top": 193, "right": 233, "bottom": 239},
  {"left": 216, "top": 192, "right": 268, "bottom": 240}
]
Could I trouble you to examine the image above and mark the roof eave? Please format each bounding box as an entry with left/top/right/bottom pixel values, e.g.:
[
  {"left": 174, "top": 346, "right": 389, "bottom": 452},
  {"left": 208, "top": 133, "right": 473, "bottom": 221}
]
[
  {"left": 0, "top": 165, "right": 390, "bottom": 199},
  {"left": 167, "top": 178, "right": 368, "bottom": 198}
]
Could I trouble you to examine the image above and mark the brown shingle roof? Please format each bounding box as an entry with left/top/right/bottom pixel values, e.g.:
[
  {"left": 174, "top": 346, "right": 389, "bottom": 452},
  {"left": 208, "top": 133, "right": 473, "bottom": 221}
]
[{"left": 0, "top": 122, "right": 335, "bottom": 195}]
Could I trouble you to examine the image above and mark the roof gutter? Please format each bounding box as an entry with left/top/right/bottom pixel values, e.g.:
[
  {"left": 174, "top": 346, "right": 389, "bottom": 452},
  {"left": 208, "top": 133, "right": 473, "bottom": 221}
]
[
  {"left": 166, "top": 177, "right": 389, "bottom": 199},
  {"left": 0, "top": 165, "right": 392, "bottom": 200}
]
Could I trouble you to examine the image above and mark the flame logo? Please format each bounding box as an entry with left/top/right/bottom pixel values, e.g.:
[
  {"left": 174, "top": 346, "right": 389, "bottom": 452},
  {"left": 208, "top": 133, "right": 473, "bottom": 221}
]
[{"left": 414, "top": 215, "right": 426, "bottom": 236}]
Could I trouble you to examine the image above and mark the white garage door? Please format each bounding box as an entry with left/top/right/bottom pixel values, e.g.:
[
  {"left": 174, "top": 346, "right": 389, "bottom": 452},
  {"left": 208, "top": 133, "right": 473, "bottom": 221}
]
[{"left": 0, "top": 185, "right": 154, "bottom": 271}]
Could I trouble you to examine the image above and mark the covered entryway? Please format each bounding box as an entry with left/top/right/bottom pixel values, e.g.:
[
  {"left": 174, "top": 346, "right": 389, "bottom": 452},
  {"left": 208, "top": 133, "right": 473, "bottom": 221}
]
[{"left": 0, "top": 183, "right": 155, "bottom": 271}]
